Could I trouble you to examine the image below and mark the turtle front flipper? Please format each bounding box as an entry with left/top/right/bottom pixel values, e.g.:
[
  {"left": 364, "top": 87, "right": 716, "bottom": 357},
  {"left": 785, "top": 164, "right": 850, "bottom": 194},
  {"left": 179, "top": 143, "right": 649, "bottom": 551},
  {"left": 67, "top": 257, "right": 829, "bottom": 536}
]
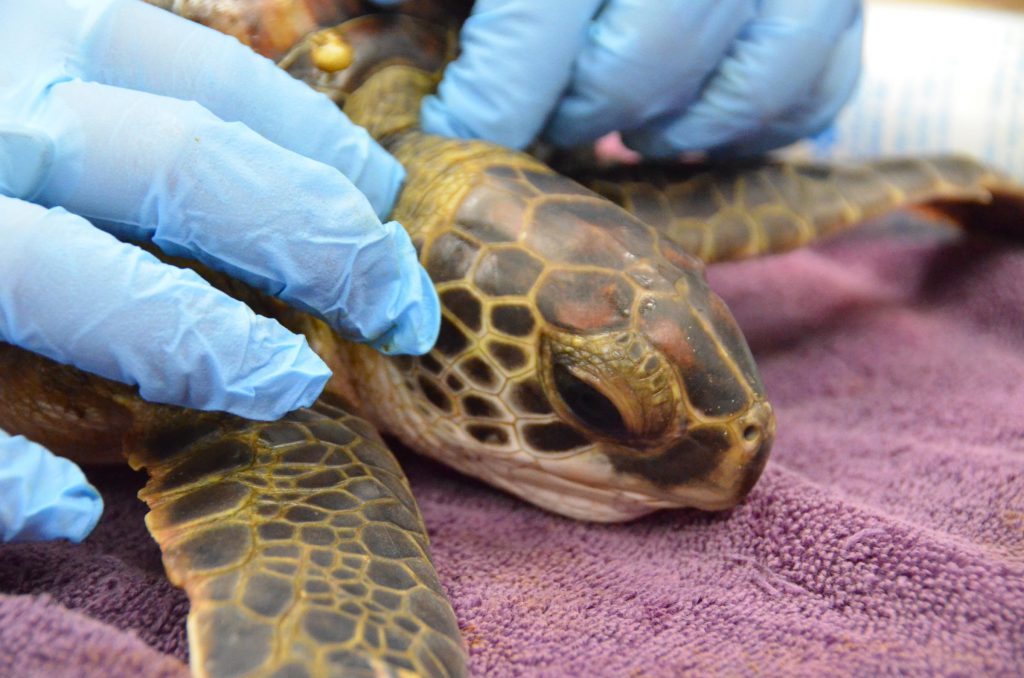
[
  {"left": 578, "top": 155, "right": 1022, "bottom": 263},
  {"left": 129, "top": 400, "right": 466, "bottom": 678}
]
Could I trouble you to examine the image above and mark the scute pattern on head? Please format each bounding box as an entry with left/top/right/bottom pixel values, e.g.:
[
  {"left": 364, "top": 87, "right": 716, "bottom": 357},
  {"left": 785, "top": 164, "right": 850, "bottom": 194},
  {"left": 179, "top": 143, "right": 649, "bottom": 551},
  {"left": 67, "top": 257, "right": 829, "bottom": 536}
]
[
  {"left": 264, "top": 19, "right": 778, "bottom": 519},
  {"left": 323, "top": 111, "right": 773, "bottom": 519}
]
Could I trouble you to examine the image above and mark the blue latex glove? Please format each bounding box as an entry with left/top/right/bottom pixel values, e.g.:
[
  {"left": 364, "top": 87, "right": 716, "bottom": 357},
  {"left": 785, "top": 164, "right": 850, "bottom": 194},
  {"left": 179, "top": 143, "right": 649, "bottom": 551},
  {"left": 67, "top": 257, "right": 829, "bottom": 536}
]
[
  {"left": 0, "top": 431, "right": 102, "bottom": 543},
  {"left": 0, "top": 0, "right": 440, "bottom": 542},
  {"left": 415, "top": 0, "right": 863, "bottom": 157}
]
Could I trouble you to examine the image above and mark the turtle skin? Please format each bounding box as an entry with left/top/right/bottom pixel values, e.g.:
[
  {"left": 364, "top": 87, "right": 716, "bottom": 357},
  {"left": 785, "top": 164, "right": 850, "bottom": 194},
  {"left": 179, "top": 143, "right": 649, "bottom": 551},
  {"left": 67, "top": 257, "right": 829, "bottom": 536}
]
[
  {"left": 572, "top": 156, "right": 1022, "bottom": 264},
  {"left": 3, "top": 3, "right": 1023, "bottom": 678},
  {"left": 0, "top": 342, "right": 465, "bottom": 678}
]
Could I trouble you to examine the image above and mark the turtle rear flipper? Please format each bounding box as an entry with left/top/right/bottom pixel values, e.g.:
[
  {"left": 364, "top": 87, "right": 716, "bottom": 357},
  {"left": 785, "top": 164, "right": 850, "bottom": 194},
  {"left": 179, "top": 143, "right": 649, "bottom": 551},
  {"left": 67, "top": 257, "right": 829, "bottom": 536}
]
[
  {"left": 913, "top": 185, "right": 1024, "bottom": 240},
  {"left": 129, "top": 400, "right": 466, "bottom": 678},
  {"left": 579, "top": 155, "right": 1021, "bottom": 263}
]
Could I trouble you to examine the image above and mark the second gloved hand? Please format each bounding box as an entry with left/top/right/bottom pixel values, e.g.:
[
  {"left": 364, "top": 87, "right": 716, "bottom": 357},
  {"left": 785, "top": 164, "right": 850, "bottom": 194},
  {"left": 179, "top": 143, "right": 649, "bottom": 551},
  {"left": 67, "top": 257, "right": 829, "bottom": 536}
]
[{"left": 418, "top": 0, "right": 863, "bottom": 157}]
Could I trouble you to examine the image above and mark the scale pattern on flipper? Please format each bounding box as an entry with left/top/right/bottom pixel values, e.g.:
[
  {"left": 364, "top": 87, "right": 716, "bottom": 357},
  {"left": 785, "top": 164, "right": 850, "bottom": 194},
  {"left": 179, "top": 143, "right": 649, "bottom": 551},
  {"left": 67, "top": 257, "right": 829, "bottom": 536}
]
[
  {"left": 128, "top": 400, "right": 466, "bottom": 678},
  {"left": 585, "top": 156, "right": 1011, "bottom": 263}
]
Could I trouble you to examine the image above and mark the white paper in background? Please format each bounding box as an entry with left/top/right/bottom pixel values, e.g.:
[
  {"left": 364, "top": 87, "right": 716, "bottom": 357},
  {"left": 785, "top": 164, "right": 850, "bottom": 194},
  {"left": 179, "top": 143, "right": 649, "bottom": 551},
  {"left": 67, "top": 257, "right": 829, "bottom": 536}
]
[{"left": 789, "top": 1, "right": 1024, "bottom": 181}]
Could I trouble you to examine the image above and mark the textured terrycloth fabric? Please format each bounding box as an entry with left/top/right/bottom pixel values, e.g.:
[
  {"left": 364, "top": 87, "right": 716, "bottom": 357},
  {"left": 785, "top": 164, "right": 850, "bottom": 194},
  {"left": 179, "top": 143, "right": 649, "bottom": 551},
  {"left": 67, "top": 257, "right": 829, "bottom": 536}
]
[{"left": 1, "top": 219, "right": 1022, "bottom": 676}]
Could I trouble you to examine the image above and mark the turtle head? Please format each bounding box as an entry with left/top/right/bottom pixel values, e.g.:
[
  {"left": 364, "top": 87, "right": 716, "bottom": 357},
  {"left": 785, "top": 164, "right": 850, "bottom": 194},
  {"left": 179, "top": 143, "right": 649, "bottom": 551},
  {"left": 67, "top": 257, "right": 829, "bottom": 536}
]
[
  {"left": 531, "top": 281, "right": 774, "bottom": 521},
  {"left": 404, "top": 164, "right": 773, "bottom": 522},
  {"left": 517, "top": 219, "right": 775, "bottom": 520}
]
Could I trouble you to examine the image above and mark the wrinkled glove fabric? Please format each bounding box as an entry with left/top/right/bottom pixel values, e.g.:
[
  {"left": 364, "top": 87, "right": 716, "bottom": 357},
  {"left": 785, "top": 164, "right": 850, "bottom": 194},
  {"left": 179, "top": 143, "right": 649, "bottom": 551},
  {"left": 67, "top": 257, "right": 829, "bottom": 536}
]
[{"left": 0, "top": 0, "right": 441, "bottom": 543}]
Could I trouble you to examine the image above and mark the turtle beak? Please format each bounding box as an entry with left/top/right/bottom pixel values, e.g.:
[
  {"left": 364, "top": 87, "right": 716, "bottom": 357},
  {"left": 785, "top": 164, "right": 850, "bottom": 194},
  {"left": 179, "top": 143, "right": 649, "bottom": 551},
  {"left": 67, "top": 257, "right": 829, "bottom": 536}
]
[{"left": 598, "top": 398, "right": 775, "bottom": 512}]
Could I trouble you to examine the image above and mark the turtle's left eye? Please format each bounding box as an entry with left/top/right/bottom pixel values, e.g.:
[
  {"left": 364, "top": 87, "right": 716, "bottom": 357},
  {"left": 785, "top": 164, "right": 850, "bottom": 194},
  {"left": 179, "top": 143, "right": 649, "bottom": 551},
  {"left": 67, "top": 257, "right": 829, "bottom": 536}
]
[{"left": 553, "top": 363, "right": 628, "bottom": 438}]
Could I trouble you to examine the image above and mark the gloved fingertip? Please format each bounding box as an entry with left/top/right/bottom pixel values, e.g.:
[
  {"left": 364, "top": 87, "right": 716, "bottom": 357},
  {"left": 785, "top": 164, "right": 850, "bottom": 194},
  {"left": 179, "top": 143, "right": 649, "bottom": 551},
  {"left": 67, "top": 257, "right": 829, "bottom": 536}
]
[
  {"left": 419, "top": 95, "right": 484, "bottom": 143},
  {"left": 419, "top": 88, "right": 542, "bottom": 150},
  {"left": 0, "top": 125, "right": 54, "bottom": 200},
  {"left": 0, "top": 435, "right": 104, "bottom": 543},
  {"left": 362, "top": 152, "right": 406, "bottom": 221},
  {"left": 49, "top": 484, "right": 104, "bottom": 544},
  {"left": 369, "top": 266, "right": 441, "bottom": 356},
  {"left": 341, "top": 219, "right": 439, "bottom": 356},
  {"left": 229, "top": 335, "right": 333, "bottom": 421},
  {"left": 301, "top": 111, "right": 406, "bottom": 220},
  {"left": 276, "top": 345, "right": 334, "bottom": 412}
]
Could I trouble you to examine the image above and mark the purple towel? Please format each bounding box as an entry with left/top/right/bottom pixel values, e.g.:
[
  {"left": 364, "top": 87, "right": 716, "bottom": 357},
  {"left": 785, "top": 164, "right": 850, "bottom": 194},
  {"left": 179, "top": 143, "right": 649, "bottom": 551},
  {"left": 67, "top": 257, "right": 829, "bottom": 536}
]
[{"left": 2, "top": 218, "right": 1022, "bottom": 676}]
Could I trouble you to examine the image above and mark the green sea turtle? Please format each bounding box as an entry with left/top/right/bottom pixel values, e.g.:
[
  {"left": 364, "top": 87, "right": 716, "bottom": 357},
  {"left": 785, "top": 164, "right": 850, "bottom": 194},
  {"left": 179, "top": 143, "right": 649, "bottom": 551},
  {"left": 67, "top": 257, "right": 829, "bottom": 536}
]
[{"left": 2, "top": 2, "right": 1020, "bottom": 677}]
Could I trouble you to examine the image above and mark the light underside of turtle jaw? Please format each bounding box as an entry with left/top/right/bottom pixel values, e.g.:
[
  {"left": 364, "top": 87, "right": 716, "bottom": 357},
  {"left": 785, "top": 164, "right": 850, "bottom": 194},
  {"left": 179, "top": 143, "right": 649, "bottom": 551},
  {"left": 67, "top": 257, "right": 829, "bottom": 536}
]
[
  {"left": 495, "top": 456, "right": 744, "bottom": 522},
  {"left": 423, "top": 440, "right": 745, "bottom": 523}
]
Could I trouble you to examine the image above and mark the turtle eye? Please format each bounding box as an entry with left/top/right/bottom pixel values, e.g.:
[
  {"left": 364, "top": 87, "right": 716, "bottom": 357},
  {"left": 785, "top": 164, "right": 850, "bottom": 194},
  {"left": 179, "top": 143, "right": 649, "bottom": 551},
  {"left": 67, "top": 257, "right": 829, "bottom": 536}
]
[{"left": 553, "top": 363, "right": 628, "bottom": 439}]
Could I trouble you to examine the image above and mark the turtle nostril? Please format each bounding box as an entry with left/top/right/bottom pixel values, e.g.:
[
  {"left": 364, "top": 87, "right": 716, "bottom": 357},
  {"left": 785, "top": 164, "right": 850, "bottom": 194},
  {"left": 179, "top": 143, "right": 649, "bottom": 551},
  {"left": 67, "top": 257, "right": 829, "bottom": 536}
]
[
  {"left": 737, "top": 435, "right": 772, "bottom": 499},
  {"left": 739, "top": 400, "right": 774, "bottom": 448}
]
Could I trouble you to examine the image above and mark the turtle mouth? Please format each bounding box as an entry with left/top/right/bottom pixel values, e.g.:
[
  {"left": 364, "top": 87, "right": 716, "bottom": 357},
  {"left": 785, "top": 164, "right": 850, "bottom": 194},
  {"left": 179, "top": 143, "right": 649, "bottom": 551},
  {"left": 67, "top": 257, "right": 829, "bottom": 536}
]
[
  {"left": 480, "top": 453, "right": 754, "bottom": 523},
  {"left": 479, "top": 462, "right": 703, "bottom": 522},
  {"left": 594, "top": 398, "right": 775, "bottom": 508},
  {"left": 459, "top": 406, "right": 774, "bottom": 523}
]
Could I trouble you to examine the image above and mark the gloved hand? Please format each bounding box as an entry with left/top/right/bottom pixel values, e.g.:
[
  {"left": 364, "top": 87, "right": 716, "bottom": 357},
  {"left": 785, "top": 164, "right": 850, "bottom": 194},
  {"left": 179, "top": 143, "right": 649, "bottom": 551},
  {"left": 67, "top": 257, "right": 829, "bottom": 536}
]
[
  {"left": 0, "top": 431, "right": 102, "bottom": 543},
  {"left": 0, "top": 0, "right": 440, "bottom": 542},
  {"left": 416, "top": 0, "right": 863, "bottom": 157}
]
